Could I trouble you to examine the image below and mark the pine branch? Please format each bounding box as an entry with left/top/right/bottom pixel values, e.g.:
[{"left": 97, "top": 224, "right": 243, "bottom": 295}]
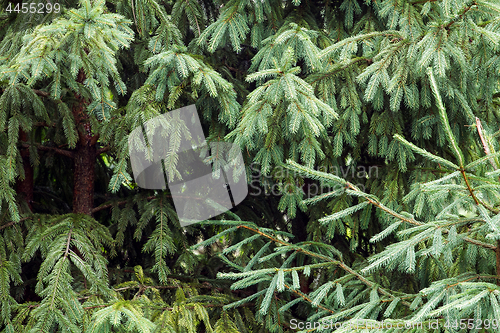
[
  {"left": 64, "top": 228, "right": 72, "bottom": 257},
  {"left": 1, "top": 88, "right": 49, "bottom": 98},
  {"left": 32, "top": 89, "right": 49, "bottom": 98},
  {"left": 427, "top": 68, "right": 464, "bottom": 167},
  {"left": 496, "top": 242, "right": 500, "bottom": 286},
  {"left": 92, "top": 189, "right": 241, "bottom": 214},
  {"left": 286, "top": 160, "right": 498, "bottom": 251},
  {"left": 462, "top": 237, "right": 497, "bottom": 250},
  {"left": 308, "top": 57, "right": 373, "bottom": 85},
  {"left": 475, "top": 116, "right": 500, "bottom": 283},
  {"left": 460, "top": 168, "right": 481, "bottom": 205},
  {"left": 96, "top": 145, "right": 111, "bottom": 154},
  {"left": 34, "top": 122, "right": 56, "bottom": 127},
  {"left": 476, "top": 117, "right": 500, "bottom": 170},
  {"left": 237, "top": 225, "right": 413, "bottom": 308},
  {"left": 21, "top": 143, "right": 75, "bottom": 158},
  {"left": 345, "top": 178, "right": 497, "bottom": 250},
  {"left": 91, "top": 196, "right": 157, "bottom": 213},
  {"left": 410, "top": 0, "right": 438, "bottom": 3},
  {"left": 426, "top": 68, "right": 496, "bottom": 212},
  {"left": 284, "top": 283, "right": 336, "bottom": 314},
  {"left": 0, "top": 216, "right": 31, "bottom": 230},
  {"left": 444, "top": 1, "right": 478, "bottom": 30}
]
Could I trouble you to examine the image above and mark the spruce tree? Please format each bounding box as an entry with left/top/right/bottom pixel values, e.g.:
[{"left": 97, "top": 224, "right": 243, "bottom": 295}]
[{"left": 0, "top": 0, "right": 500, "bottom": 332}]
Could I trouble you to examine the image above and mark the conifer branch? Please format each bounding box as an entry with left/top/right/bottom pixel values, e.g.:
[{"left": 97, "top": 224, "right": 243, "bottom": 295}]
[
  {"left": 444, "top": 1, "right": 478, "bottom": 30},
  {"left": 284, "top": 283, "right": 336, "bottom": 314},
  {"left": 0, "top": 216, "right": 31, "bottom": 230},
  {"left": 347, "top": 181, "right": 496, "bottom": 249},
  {"left": 21, "top": 143, "right": 75, "bottom": 158},
  {"left": 4, "top": 0, "right": 500, "bottom": 328},
  {"left": 32, "top": 89, "right": 49, "bottom": 98},
  {"left": 91, "top": 195, "right": 157, "bottom": 213},
  {"left": 64, "top": 228, "right": 73, "bottom": 258},
  {"left": 496, "top": 242, "right": 500, "bottom": 286},
  {"left": 308, "top": 57, "right": 373, "bottom": 84},
  {"left": 130, "top": 0, "right": 139, "bottom": 34},
  {"left": 338, "top": 261, "right": 413, "bottom": 307},
  {"left": 286, "top": 160, "right": 498, "bottom": 250},
  {"left": 426, "top": 68, "right": 490, "bottom": 211},
  {"left": 462, "top": 236, "right": 496, "bottom": 250},
  {"left": 476, "top": 117, "right": 500, "bottom": 171},
  {"left": 34, "top": 122, "right": 56, "bottom": 127},
  {"left": 96, "top": 145, "right": 111, "bottom": 154},
  {"left": 1, "top": 88, "right": 49, "bottom": 98},
  {"left": 460, "top": 168, "right": 481, "bottom": 205},
  {"left": 238, "top": 225, "right": 413, "bottom": 308},
  {"left": 410, "top": 0, "right": 438, "bottom": 3},
  {"left": 427, "top": 68, "right": 464, "bottom": 167},
  {"left": 91, "top": 193, "right": 228, "bottom": 214},
  {"left": 475, "top": 116, "right": 500, "bottom": 281}
]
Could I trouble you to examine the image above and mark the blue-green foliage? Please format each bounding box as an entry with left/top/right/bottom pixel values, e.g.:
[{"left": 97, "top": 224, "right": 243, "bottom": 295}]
[{"left": 1, "top": 0, "right": 500, "bottom": 332}]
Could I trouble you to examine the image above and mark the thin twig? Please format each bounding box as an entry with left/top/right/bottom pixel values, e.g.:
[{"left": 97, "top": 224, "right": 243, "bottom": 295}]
[
  {"left": 0, "top": 216, "right": 31, "bottom": 230},
  {"left": 97, "top": 145, "right": 111, "bottom": 154},
  {"left": 91, "top": 196, "right": 156, "bottom": 213}
]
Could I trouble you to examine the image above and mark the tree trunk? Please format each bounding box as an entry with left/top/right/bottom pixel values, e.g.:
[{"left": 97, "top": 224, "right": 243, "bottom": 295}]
[
  {"left": 72, "top": 69, "right": 97, "bottom": 215},
  {"left": 73, "top": 142, "right": 96, "bottom": 215}
]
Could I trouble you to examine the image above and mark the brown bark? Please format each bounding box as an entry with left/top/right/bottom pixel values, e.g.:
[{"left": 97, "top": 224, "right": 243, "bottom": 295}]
[
  {"left": 73, "top": 141, "right": 96, "bottom": 215},
  {"left": 299, "top": 272, "right": 311, "bottom": 294},
  {"left": 71, "top": 69, "right": 97, "bottom": 216},
  {"left": 16, "top": 130, "right": 33, "bottom": 211}
]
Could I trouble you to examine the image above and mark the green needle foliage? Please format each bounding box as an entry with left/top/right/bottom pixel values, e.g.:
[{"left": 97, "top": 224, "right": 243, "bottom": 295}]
[{"left": 0, "top": 0, "right": 500, "bottom": 332}]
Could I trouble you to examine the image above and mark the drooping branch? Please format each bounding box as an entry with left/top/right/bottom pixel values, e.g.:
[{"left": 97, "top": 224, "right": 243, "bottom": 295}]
[
  {"left": 285, "top": 161, "right": 497, "bottom": 251},
  {"left": 475, "top": 117, "right": 500, "bottom": 283},
  {"left": 343, "top": 182, "right": 497, "bottom": 250},
  {"left": 237, "top": 224, "right": 413, "bottom": 308},
  {"left": 33, "top": 89, "right": 49, "bottom": 98},
  {"left": 16, "top": 130, "right": 34, "bottom": 211}
]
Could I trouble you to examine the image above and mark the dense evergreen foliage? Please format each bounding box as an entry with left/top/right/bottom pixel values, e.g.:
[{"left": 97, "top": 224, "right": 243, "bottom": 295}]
[{"left": 1, "top": 0, "right": 500, "bottom": 331}]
